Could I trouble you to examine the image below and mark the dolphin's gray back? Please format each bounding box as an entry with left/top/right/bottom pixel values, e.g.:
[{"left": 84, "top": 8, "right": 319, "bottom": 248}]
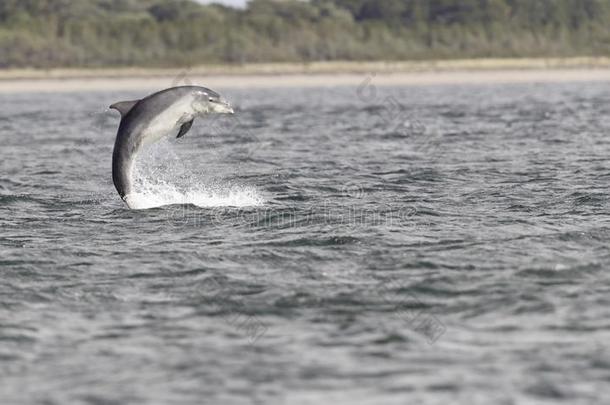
[{"left": 112, "top": 86, "right": 218, "bottom": 199}]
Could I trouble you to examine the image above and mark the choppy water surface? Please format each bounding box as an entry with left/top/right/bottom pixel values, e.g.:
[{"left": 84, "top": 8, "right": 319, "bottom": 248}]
[{"left": 1, "top": 81, "right": 610, "bottom": 404}]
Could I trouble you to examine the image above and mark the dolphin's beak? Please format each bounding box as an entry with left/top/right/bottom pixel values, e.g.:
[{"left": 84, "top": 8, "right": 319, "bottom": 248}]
[
  {"left": 210, "top": 98, "right": 235, "bottom": 114},
  {"left": 214, "top": 98, "right": 234, "bottom": 114},
  {"left": 223, "top": 100, "right": 234, "bottom": 114}
]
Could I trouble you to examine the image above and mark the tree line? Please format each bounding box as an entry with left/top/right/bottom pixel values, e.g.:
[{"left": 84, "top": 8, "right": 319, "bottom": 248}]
[{"left": 0, "top": 0, "right": 609, "bottom": 68}]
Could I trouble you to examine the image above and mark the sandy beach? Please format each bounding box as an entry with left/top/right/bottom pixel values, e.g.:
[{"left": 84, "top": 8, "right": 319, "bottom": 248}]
[{"left": 1, "top": 58, "right": 610, "bottom": 92}]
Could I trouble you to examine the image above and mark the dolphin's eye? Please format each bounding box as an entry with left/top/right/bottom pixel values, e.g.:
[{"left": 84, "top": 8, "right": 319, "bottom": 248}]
[{"left": 208, "top": 98, "right": 214, "bottom": 102}]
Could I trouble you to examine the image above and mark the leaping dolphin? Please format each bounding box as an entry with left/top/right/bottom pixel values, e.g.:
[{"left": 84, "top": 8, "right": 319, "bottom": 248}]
[{"left": 109, "top": 85, "right": 234, "bottom": 208}]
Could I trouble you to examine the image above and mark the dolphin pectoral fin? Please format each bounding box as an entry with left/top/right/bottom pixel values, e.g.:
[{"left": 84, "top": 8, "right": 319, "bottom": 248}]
[
  {"left": 109, "top": 100, "right": 140, "bottom": 117},
  {"left": 176, "top": 119, "right": 194, "bottom": 139}
]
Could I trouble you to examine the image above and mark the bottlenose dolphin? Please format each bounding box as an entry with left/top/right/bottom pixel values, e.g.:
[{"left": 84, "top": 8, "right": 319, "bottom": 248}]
[{"left": 109, "top": 85, "right": 234, "bottom": 208}]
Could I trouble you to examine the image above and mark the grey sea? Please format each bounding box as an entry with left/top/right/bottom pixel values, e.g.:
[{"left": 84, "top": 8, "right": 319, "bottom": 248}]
[{"left": 1, "top": 80, "right": 610, "bottom": 404}]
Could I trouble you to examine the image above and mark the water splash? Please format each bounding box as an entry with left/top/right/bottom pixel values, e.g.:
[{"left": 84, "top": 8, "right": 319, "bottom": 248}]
[{"left": 124, "top": 139, "right": 264, "bottom": 210}]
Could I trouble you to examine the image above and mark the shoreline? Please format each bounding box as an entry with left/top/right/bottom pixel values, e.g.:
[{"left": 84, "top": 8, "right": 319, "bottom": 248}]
[
  {"left": 1, "top": 58, "right": 610, "bottom": 92},
  {"left": 2, "top": 57, "right": 610, "bottom": 79}
]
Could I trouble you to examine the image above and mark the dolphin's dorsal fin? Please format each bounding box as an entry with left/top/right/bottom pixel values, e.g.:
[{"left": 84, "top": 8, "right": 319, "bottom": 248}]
[{"left": 109, "top": 100, "right": 140, "bottom": 117}]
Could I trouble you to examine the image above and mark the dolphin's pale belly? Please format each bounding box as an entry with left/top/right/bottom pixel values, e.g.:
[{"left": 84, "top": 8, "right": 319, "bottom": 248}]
[{"left": 140, "top": 96, "right": 195, "bottom": 147}]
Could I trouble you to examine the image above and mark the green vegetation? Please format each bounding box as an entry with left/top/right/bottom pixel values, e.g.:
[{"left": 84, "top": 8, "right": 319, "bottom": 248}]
[{"left": 0, "top": 0, "right": 609, "bottom": 68}]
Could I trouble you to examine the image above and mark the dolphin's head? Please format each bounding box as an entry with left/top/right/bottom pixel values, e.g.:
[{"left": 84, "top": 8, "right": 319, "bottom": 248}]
[{"left": 192, "top": 87, "right": 234, "bottom": 115}]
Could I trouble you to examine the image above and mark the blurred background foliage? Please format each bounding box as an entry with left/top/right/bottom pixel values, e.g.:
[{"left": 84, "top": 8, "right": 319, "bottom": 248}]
[{"left": 0, "top": 0, "right": 609, "bottom": 68}]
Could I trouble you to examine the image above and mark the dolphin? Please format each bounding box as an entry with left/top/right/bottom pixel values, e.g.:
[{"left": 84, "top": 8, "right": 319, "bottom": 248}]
[{"left": 109, "top": 85, "right": 234, "bottom": 208}]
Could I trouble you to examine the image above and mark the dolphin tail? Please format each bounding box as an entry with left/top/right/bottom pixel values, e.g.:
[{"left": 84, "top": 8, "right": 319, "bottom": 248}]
[{"left": 112, "top": 141, "right": 134, "bottom": 202}]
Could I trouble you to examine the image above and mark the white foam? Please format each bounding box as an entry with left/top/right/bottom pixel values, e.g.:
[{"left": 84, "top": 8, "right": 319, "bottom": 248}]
[
  {"left": 124, "top": 183, "right": 263, "bottom": 209},
  {"left": 124, "top": 139, "right": 264, "bottom": 210}
]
